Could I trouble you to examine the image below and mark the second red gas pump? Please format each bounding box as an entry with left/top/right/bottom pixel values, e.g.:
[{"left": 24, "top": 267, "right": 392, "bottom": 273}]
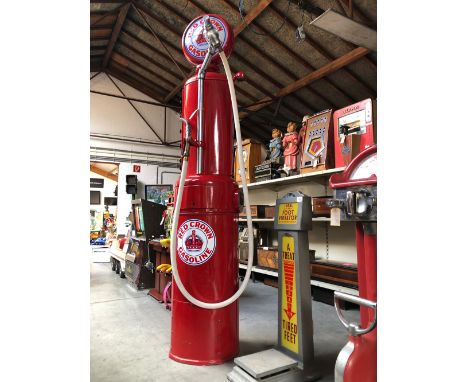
[{"left": 327, "top": 145, "right": 378, "bottom": 382}]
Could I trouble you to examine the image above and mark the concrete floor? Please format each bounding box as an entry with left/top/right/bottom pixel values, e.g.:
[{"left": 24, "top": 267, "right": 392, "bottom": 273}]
[{"left": 91, "top": 261, "right": 359, "bottom": 382}]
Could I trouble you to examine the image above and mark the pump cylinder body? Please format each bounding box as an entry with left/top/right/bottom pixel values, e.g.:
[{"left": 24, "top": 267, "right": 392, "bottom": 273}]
[{"left": 169, "top": 69, "right": 240, "bottom": 365}]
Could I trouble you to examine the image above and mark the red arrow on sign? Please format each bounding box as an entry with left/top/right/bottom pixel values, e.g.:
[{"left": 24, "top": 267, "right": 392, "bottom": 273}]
[{"left": 284, "top": 307, "right": 296, "bottom": 320}]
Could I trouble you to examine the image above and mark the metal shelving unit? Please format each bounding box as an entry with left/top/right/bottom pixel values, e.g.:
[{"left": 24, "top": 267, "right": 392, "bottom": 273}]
[{"left": 238, "top": 263, "right": 358, "bottom": 296}]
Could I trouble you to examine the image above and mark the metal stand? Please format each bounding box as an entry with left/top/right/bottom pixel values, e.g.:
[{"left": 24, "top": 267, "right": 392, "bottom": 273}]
[{"left": 228, "top": 192, "right": 319, "bottom": 382}]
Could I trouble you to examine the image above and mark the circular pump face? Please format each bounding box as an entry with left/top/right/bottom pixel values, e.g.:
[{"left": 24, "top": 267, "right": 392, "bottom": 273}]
[{"left": 182, "top": 14, "right": 234, "bottom": 66}]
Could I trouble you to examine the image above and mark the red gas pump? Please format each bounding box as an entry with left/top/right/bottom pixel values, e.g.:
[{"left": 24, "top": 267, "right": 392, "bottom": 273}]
[
  {"left": 327, "top": 145, "right": 377, "bottom": 382},
  {"left": 169, "top": 15, "right": 255, "bottom": 366}
]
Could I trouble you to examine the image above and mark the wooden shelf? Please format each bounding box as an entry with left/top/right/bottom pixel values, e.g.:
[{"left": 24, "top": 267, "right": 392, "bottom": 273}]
[
  {"left": 240, "top": 167, "right": 345, "bottom": 190},
  {"left": 239, "top": 217, "right": 332, "bottom": 223},
  {"left": 238, "top": 263, "right": 358, "bottom": 296}
]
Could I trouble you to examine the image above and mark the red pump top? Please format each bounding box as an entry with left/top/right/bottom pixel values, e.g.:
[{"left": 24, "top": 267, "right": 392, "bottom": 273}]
[
  {"left": 181, "top": 14, "right": 234, "bottom": 66},
  {"left": 329, "top": 145, "right": 377, "bottom": 189}
]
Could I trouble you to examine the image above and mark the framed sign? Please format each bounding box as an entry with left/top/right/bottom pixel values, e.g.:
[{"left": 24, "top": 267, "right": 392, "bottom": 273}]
[
  {"left": 90, "top": 178, "right": 104, "bottom": 188},
  {"left": 133, "top": 165, "right": 141, "bottom": 173},
  {"left": 145, "top": 184, "right": 173, "bottom": 205}
]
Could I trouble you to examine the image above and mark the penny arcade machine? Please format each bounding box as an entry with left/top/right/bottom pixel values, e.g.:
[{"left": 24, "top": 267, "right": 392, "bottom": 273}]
[
  {"left": 333, "top": 99, "right": 376, "bottom": 168},
  {"left": 327, "top": 145, "right": 377, "bottom": 382},
  {"left": 168, "top": 15, "right": 256, "bottom": 365}
]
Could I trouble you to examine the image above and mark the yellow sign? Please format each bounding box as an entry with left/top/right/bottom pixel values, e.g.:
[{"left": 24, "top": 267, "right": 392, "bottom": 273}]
[
  {"left": 281, "top": 235, "right": 298, "bottom": 353},
  {"left": 278, "top": 203, "right": 298, "bottom": 225}
]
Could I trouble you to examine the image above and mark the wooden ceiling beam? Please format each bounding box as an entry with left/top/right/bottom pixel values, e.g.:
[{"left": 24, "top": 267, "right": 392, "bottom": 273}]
[
  {"left": 118, "top": 39, "right": 184, "bottom": 81},
  {"left": 337, "top": 0, "right": 377, "bottom": 29},
  {"left": 91, "top": 24, "right": 115, "bottom": 30},
  {"left": 91, "top": 29, "right": 113, "bottom": 39},
  {"left": 131, "top": 2, "right": 188, "bottom": 79},
  {"left": 106, "top": 68, "right": 180, "bottom": 111},
  {"left": 90, "top": 164, "right": 118, "bottom": 182},
  {"left": 240, "top": 47, "right": 369, "bottom": 117},
  {"left": 107, "top": 62, "right": 168, "bottom": 101},
  {"left": 121, "top": 29, "right": 191, "bottom": 74},
  {"left": 90, "top": 14, "right": 117, "bottom": 26},
  {"left": 269, "top": 3, "right": 376, "bottom": 99},
  {"left": 157, "top": 0, "right": 308, "bottom": 116},
  {"left": 186, "top": 0, "right": 315, "bottom": 115},
  {"left": 102, "top": 2, "right": 130, "bottom": 68},
  {"left": 234, "top": 0, "right": 274, "bottom": 35},
  {"left": 112, "top": 51, "right": 176, "bottom": 90},
  {"left": 240, "top": 122, "right": 271, "bottom": 141},
  {"left": 221, "top": 0, "right": 345, "bottom": 108}
]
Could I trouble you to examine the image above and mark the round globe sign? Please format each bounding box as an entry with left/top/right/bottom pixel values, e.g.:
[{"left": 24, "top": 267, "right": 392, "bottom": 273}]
[
  {"left": 177, "top": 219, "right": 217, "bottom": 266},
  {"left": 182, "top": 14, "right": 234, "bottom": 66}
]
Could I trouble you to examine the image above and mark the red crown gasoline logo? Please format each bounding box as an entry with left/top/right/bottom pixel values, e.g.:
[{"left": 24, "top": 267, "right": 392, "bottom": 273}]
[
  {"left": 177, "top": 219, "right": 217, "bottom": 266},
  {"left": 196, "top": 33, "right": 207, "bottom": 44},
  {"left": 185, "top": 230, "right": 203, "bottom": 251}
]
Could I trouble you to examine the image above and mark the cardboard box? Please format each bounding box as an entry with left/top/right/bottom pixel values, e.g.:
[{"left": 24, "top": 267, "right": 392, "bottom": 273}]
[
  {"left": 312, "top": 197, "right": 332, "bottom": 217},
  {"left": 257, "top": 247, "right": 279, "bottom": 269}
]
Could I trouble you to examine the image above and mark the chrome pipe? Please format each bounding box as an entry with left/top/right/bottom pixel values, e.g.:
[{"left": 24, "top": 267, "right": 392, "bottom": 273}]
[{"left": 196, "top": 49, "right": 214, "bottom": 174}]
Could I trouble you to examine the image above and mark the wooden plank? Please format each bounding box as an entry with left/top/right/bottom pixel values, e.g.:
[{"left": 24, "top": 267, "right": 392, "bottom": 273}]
[
  {"left": 91, "top": 29, "right": 112, "bottom": 39},
  {"left": 108, "top": 60, "right": 167, "bottom": 98},
  {"left": 90, "top": 13, "right": 117, "bottom": 26},
  {"left": 234, "top": 0, "right": 274, "bottom": 36},
  {"left": 112, "top": 51, "right": 177, "bottom": 90},
  {"left": 102, "top": 3, "right": 130, "bottom": 68},
  {"left": 241, "top": 47, "right": 369, "bottom": 116},
  {"left": 106, "top": 65, "right": 169, "bottom": 105},
  {"left": 90, "top": 164, "right": 118, "bottom": 182}
]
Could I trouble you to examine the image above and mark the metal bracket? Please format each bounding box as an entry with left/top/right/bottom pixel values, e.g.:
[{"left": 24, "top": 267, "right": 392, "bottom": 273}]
[{"left": 334, "top": 291, "right": 377, "bottom": 336}]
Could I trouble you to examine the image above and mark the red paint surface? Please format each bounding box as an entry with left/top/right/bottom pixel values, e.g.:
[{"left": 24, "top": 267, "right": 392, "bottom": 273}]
[
  {"left": 333, "top": 99, "right": 375, "bottom": 168},
  {"left": 330, "top": 146, "right": 377, "bottom": 382},
  {"left": 170, "top": 18, "right": 239, "bottom": 364}
]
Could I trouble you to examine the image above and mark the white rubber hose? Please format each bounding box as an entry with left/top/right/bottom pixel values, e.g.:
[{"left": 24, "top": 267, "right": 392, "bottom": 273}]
[{"left": 169, "top": 51, "right": 254, "bottom": 309}]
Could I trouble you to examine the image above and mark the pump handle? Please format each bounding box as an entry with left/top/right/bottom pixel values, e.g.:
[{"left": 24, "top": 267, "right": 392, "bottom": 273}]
[{"left": 334, "top": 291, "right": 377, "bottom": 336}]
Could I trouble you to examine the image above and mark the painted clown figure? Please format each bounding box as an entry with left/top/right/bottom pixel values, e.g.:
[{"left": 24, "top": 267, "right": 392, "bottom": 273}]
[{"left": 282, "top": 122, "right": 299, "bottom": 175}]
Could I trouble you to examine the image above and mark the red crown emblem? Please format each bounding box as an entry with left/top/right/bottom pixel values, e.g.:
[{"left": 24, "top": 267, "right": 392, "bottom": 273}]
[
  {"left": 185, "top": 230, "right": 203, "bottom": 251},
  {"left": 196, "top": 33, "right": 207, "bottom": 44}
]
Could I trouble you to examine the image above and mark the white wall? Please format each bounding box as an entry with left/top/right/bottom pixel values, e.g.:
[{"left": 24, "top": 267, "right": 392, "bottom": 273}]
[
  {"left": 90, "top": 72, "right": 181, "bottom": 235},
  {"left": 90, "top": 72, "right": 181, "bottom": 144},
  {"left": 115, "top": 163, "right": 180, "bottom": 235}
]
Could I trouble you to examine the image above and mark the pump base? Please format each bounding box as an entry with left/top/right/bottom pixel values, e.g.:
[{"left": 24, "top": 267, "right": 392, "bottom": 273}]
[
  {"left": 227, "top": 349, "right": 320, "bottom": 382},
  {"left": 169, "top": 352, "right": 235, "bottom": 366}
]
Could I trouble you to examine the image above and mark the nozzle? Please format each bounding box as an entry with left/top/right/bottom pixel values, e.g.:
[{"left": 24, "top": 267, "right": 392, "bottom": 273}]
[{"left": 203, "top": 16, "right": 222, "bottom": 52}]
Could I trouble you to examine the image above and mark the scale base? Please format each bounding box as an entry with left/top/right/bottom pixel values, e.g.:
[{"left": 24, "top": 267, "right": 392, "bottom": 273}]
[{"left": 227, "top": 349, "right": 319, "bottom": 382}]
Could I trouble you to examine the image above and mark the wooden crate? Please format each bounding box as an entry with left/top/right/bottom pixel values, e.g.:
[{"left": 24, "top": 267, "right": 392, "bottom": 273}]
[
  {"left": 312, "top": 197, "right": 332, "bottom": 217},
  {"left": 234, "top": 139, "right": 263, "bottom": 184},
  {"left": 257, "top": 247, "right": 279, "bottom": 270}
]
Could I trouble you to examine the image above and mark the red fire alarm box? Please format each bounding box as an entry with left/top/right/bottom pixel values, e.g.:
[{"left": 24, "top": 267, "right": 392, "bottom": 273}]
[
  {"left": 333, "top": 98, "right": 376, "bottom": 168},
  {"left": 133, "top": 165, "right": 141, "bottom": 173}
]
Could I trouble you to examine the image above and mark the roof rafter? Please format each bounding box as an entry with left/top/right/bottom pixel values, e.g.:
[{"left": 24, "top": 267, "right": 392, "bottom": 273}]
[
  {"left": 240, "top": 47, "right": 369, "bottom": 117},
  {"left": 90, "top": 163, "right": 118, "bottom": 182},
  {"left": 102, "top": 2, "right": 131, "bottom": 68}
]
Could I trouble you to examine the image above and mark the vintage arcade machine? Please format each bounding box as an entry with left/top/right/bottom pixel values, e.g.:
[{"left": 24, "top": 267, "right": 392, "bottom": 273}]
[
  {"left": 228, "top": 192, "right": 318, "bottom": 382},
  {"left": 300, "top": 109, "right": 334, "bottom": 174},
  {"left": 168, "top": 15, "right": 256, "bottom": 365},
  {"left": 333, "top": 99, "right": 376, "bottom": 168},
  {"left": 327, "top": 145, "right": 377, "bottom": 382}
]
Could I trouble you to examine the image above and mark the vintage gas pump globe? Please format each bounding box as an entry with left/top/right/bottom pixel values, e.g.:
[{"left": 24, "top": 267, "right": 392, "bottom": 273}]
[{"left": 182, "top": 14, "right": 234, "bottom": 66}]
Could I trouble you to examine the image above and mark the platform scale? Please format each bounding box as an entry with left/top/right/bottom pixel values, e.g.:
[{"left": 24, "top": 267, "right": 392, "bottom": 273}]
[{"left": 228, "top": 192, "right": 319, "bottom": 382}]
